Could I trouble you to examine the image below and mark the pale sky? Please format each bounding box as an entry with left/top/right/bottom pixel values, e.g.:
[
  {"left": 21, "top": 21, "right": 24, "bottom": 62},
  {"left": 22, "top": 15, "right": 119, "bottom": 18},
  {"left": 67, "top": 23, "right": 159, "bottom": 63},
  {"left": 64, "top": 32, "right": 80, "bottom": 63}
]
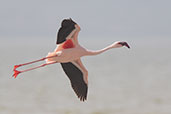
[{"left": 0, "top": 0, "right": 171, "bottom": 39}]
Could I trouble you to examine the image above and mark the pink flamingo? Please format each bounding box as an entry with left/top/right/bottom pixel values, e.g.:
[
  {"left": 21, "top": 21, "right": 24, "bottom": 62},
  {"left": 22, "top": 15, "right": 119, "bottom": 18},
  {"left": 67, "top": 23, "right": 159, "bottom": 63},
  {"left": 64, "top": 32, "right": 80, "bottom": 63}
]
[{"left": 13, "top": 18, "right": 130, "bottom": 101}]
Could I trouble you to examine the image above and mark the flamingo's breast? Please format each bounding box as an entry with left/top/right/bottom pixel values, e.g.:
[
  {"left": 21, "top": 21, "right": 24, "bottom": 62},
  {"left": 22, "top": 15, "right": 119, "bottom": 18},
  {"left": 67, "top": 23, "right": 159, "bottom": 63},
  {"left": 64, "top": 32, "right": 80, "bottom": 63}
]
[{"left": 62, "top": 39, "right": 74, "bottom": 49}]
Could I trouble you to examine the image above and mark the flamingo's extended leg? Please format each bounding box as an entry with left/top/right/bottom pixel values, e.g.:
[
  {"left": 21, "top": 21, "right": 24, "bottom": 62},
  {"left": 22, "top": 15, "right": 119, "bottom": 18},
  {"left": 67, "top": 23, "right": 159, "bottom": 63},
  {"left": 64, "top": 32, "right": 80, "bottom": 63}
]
[
  {"left": 13, "top": 54, "right": 59, "bottom": 70},
  {"left": 13, "top": 54, "right": 59, "bottom": 78},
  {"left": 13, "top": 61, "right": 58, "bottom": 78},
  {"left": 13, "top": 57, "right": 46, "bottom": 70},
  {"left": 20, "top": 61, "right": 58, "bottom": 73}
]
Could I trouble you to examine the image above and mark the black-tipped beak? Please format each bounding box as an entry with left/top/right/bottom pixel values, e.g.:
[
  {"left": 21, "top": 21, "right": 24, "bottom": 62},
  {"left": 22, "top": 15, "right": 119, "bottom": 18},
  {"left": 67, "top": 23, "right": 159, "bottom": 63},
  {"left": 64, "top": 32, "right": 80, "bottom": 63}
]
[{"left": 119, "top": 42, "right": 130, "bottom": 49}]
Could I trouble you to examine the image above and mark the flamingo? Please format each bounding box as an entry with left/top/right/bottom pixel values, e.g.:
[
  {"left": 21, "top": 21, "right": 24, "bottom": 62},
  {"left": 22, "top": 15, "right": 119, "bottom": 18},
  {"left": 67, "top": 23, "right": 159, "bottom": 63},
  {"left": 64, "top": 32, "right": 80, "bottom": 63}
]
[{"left": 13, "top": 18, "right": 130, "bottom": 101}]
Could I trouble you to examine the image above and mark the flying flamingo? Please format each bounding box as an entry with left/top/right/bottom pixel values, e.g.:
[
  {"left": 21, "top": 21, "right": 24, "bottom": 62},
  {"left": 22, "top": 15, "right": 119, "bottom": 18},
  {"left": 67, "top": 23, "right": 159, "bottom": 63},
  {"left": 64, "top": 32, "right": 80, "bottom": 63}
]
[{"left": 13, "top": 18, "right": 130, "bottom": 101}]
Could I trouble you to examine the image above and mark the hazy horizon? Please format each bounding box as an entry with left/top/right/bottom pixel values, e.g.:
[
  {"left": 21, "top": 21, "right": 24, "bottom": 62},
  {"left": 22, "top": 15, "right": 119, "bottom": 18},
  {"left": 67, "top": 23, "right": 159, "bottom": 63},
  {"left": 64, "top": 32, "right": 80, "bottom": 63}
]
[{"left": 0, "top": 0, "right": 171, "bottom": 39}]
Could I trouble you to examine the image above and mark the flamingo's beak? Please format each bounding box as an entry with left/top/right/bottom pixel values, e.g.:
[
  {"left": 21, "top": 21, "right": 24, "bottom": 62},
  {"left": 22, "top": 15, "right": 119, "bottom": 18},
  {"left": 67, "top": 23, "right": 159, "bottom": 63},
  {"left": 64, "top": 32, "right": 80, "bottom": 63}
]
[{"left": 119, "top": 42, "right": 130, "bottom": 49}]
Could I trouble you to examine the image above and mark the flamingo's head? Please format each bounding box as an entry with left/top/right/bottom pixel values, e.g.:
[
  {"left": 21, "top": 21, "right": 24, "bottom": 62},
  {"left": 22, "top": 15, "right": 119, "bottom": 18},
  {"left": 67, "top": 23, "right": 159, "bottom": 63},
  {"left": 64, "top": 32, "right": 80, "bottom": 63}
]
[
  {"left": 110, "top": 41, "right": 130, "bottom": 49},
  {"left": 118, "top": 42, "right": 130, "bottom": 48}
]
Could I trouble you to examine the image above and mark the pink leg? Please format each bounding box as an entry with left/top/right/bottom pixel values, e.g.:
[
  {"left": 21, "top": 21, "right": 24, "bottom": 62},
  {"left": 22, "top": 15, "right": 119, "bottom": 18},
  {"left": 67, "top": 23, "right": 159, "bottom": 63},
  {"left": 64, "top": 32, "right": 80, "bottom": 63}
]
[
  {"left": 13, "top": 55, "right": 59, "bottom": 78},
  {"left": 14, "top": 55, "right": 58, "bottom": 70},
  {"left": 13, "top": 61, "right": 58, "bottom": 78},
  {"left": 20, "top": 61, "right": 58, "bottom": 73}
]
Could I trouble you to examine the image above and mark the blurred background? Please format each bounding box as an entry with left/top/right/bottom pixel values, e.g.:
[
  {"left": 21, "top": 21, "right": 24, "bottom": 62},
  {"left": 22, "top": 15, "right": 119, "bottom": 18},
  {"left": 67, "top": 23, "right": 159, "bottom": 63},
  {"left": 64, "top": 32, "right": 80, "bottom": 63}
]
[{"left": 0, "top": 0, "right": 171, "bottom": 114}]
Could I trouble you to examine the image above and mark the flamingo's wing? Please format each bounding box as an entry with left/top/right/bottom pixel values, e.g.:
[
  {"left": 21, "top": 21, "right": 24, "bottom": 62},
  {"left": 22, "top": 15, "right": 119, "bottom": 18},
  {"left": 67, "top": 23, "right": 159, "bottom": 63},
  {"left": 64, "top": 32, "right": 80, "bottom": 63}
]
[
  {"left": 61, "top": 62, "right": 88, "bottom": 101},
  {"left": 56, "top": 27, "right": 76, "bottom": 44}
]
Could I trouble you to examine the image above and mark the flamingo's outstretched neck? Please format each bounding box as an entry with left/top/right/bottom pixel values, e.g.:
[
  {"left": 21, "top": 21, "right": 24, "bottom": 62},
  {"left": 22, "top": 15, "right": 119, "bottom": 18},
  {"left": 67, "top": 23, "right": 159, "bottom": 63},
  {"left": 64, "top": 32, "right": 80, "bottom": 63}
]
[
  {"left": 86, "top": 45, "right": 112, "bottom": 56},
  {"left": 86, "top": 41, "right": 130, "bottom": 56}
]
